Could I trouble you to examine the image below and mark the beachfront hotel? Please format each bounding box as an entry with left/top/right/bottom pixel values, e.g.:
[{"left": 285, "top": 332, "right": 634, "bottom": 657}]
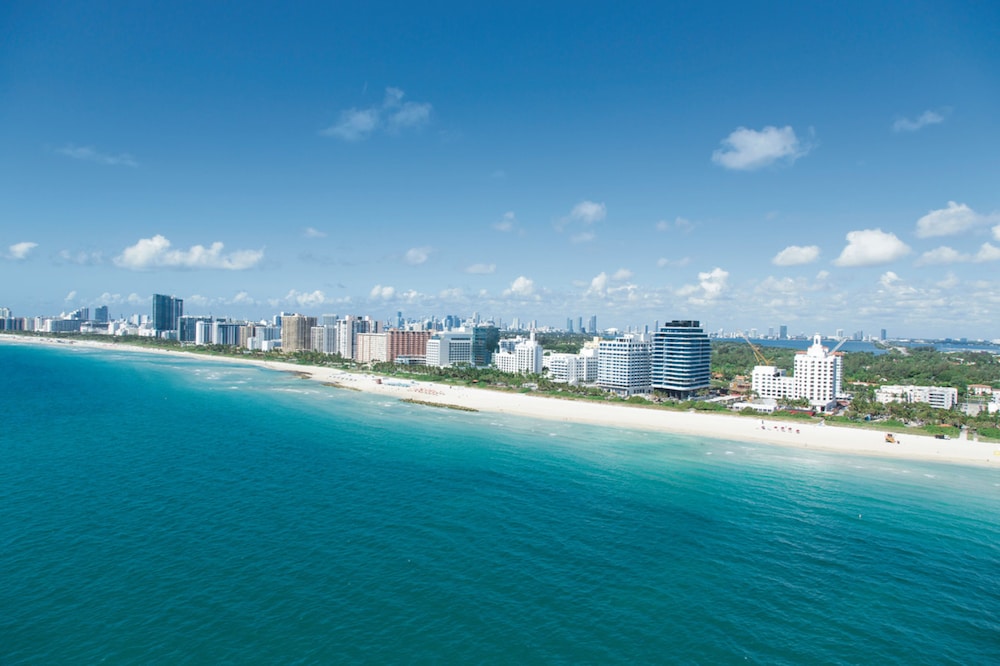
[
  {"left": 751, "top": 334, "right": 844, "bottom": 411},
  {"left": 597, "top": 335, "right": 652, "bottom": 397},
  {"left": 650, "top": 320, "right": 712, "bottom": 399}
]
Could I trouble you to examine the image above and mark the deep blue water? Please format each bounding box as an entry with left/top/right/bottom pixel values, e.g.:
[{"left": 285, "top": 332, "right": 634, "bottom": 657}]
[{"left": 2, "top": 341, "right": 999, "bottom": 664}]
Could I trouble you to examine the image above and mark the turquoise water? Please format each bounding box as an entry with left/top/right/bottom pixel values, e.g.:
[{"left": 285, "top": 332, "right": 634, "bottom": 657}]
[{"left": 2, "top": 342, "right": 999, "bottom": 664}]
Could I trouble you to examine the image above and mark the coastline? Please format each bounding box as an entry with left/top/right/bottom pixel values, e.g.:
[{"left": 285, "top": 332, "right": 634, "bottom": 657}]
[{"left": 5, "top": 334, "right": 999, "bottom": 468}]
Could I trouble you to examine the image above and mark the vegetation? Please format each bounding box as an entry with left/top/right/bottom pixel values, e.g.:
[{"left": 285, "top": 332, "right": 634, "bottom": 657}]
[{"left": 6, "top": 330, "right": 1000, "bottom": 441}]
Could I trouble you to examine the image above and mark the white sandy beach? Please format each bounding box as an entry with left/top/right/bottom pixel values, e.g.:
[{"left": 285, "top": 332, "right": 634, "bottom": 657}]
[{"left": 6, "top": 335, "right": 1000, "bottom": 467}]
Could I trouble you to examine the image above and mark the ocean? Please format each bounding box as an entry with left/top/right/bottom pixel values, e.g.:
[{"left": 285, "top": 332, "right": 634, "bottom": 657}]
[{"left": 2, "top": 341, "right": 998, "bottom": 664}]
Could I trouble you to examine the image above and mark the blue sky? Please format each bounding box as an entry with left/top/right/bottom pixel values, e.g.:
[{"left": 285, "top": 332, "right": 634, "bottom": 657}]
[{"left": 2, "top": 1, "right": 999, "bottom": 338}]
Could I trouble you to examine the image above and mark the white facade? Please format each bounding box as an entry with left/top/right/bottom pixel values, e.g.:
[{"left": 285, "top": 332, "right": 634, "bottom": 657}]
[
  {"left": 749, "top": 335, "right": 843, "bottom": 411},
  {"left": 751, "top": 366, "right": 794, "bottom": 400},
  {"left": 793, "top": 335, "right": 843, "bottom": 409},
  {"left": 310, "top": 325, "right": 338, "bottom": 355},
  {"left": 597, "top": 335, "right": 651, "bottom": 396},
  {"left": 546, "top": 349, "right": 599, "bottom": 384},
  {"left": 425, "top": 332, "right": 473, "bottom": 367},
  {"left": 493, "top": 334, "right": 543, "bottom": 374},
  {"left": 876, "top": 385, "right": 958, "bottom": 410}
]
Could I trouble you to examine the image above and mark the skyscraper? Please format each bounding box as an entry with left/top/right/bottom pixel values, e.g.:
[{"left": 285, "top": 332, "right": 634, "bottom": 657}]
[
  {"left": 588, "top": 315, "right": 597, "bottom": 335},
  {"left": 650, "top": 320, "right": 711, "bottom": 398},
  {"left": 281, "top": 314, "right": 317, "bottom": 352},
  {"left": 152, "top": 294, "right": 183, "bottom": 335}
]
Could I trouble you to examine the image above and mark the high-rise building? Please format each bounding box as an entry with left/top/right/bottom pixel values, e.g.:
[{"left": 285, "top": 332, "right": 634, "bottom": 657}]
[
  {"left": 152, "top": 294, "right": 183, "bottom": 335},
  {"left": 426, "top": 331, "right": 474, "bottom": 367},
  {"left": 471, "top": 325, "right": 499, "bottom": 367},
  {"left": 386, "top": 330, "right": 431, "bottom": 362},
  {"left": 281, "top": 314, "right": 317, "bottom": 352},
  {"left": 650, "top": 320, "right": 711, "bottom": 398},
  {"left": 588, "top": 315, "right": 597, "bottom": 335},
  {"left": 567, "top": 318, "right": 574, "bottom": 333},
  {"left": 880, "top": 328, "right": 887, "bottom": 341},
  {"left": 94, "top": 306, "right": 109, "bottom": 323},
  {"left": 597, "top": 335, "right": 651, "bottom": 396},
  {"left": 493, "top": 333, "right": 543, "bottom": 374},
  {"left": 793, "top": 334, "right": 843, "bottom": 409},
  {"left": 779, "top": 325, "right": 788, "bottom": 340}
]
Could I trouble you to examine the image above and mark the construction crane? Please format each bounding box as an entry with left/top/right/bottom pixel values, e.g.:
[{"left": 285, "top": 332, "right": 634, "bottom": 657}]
[{"left": 739, "top": 331, "right": 773, "bottom": 366}]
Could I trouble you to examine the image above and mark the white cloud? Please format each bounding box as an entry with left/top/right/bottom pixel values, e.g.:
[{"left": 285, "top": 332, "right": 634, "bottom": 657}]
[
  {"left": 657, "top": 257, "right": 691, "bottom": 268},
  {"left": 114, "top": 235, "right": 264, "bottom": 270},
  {"left": 439, "top": 287, "right": 464, "bottom": 300},
  {"left": 772, "top": 245, "right": 820, "bottom": 266},
  {"left": 917, "top": 246, "right": 965, "bottom": 265},
  {"left": 612, "top": 268, "right": 633, "bottom": 281},
  {"left": 493, "top": 211, "right": 516, "bottom": 232},
  {"left": 231, "top": 291, "right": 256, "bottom": 305},
  {"left": 915, "top": 201, "right": 996, "bottom": 238},
  {"left": 370, "top": 284, "right": 396, "bottom": 299},
  {"left": 58, "top": 249, "right": 103, "bottom": 265},
  {"left": 466, "top": 263, "right": 496, "bottom": 274},
  {"left": 504, "top": 276, "right": 535, "bottom": 297},
  {"left": 892, "top": 110, "right": 945, "bottom": 133},
  {"left": 64, "top": 290, "right": 77, "bottom": 302},
  {"left": 974, "top": 242, "right": 1000, "bottom": 263},
  {"left": 994, "top": 224, "right": 1000, "bottom": 241},
  {"left": 303, "top": 227, "right": 327, "bottom": 238},
  {"left": 676, "top": 267, "right": 729, "bottom": 303},
  {"left": 656, "top": 217, "right": 693, "bottom": 232},
  {"left": 321, "top": 108, "right": 379, "bottom": 141},
  {"left": 321, "top": 87, "right": 432, "bottom": 141},
  {"left": 711, "top": 126, "right": 809, "bottom": 170},
  {"left": 405, "top": 246, "right": 432, "bottom": 265},
  {"left": 7, "top": 241, "right": 38, "bottom": 260},
  {"left": 586, "top": 272, "right": 609, "bottom": 297},
  {"left": 571, "top": 231, "right": 596, "bottom": 244},
  {"left": 569, "top": 200, "right": 606, "bottom": 224},
  {"left": 833, "top": 228, "right": 911, "bottom": 267},
  {"left": 387, "top": 101, "right": 432, "bottom": 132},
  {"left": 57, "top": 144, "right": 137, "bottom": 167},
  {"left": 283, "top": 289, "right": 328, "bottom": 308}
]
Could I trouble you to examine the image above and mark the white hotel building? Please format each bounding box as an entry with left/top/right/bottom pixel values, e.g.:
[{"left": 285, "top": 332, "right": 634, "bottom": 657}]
[
  {"left": 492, "top": 334, "right": 543, "bottom": 374},
  {"left": 875, "top": 385, "right": 958, "bottom": 410},
  {"left": 597, "top": 335, "right": 651, "bottom": 397},
  {"left": 751, "top": 335, "right": 843, "bottom": 411}
]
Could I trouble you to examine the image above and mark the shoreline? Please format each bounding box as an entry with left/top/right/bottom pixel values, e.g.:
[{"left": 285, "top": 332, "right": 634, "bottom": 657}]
[{"left": 4, "top": 334, "right": 999, "bottom": 468}]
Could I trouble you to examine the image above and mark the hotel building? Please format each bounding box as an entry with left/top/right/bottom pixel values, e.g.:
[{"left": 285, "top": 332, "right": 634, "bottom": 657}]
[{"left": 650, "top": 320, "right": 711, "bottom": 399}]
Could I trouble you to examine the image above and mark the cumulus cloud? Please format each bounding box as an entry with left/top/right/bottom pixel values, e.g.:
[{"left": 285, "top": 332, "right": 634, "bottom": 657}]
[
  {"left": 303, "top": 227, "right": 327, "bottom": 238},
  {"left": 370, "top": 284, "right": 396, "bottom": 299},
  {"left": 504, "top": 276, "right": 535, "bottom": 297},
  {"left": 612, "top": 268, "right": 633, "bottom": 281},
  {"left": 114, "top": 235, "right": 264, "bottom": 270},
  {"left": 283, "top": 289, "right": 328, "bottom": 308},
  {"left": 832, "top": 229, "right": 911, "bottom": 267},
  {"left": 676, "top": 267, "right": 729, "bottom": 303},
  {"left": 466, "top": 263, "right": 496, "bottom": 274},
  {"left": 711, "top": 126, "right": 809, "bottom": 170},
  {"left": 57, "top": 144, "right": 137, "bottom": 167},
  {"left": 493, "top": 211, "right": 516, "bottom": 232},
  {"left": 7, "top": 241, "right": 38, "bottom": 260},
  {"left": 892, "top": 110, "right": 945, "bottom": 133},
  {"left": 321, "top": 87, "right": 432, "bottom": 141},
  {"left": 915, "top": 201, "right": 996, "bottom": 238},
  {"left": 586, "top": 272, "right": 610, "bottom": 297},
  {"left": 405, "top": 246, "right": 432, "bottom": 265},
  {"left": 772, "top": 245, "right": 820, "bottom": 266},
  {"left": 917, "top": 246, "right": 965, "bottom": 266},
  {"left": 914, "top": 243, "right": 1000, "bottom": 266}
]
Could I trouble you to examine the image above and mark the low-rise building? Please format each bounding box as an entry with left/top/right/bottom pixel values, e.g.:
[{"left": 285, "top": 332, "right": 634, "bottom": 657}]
[{"left": 875, "top": 385, "right": 958, "bottom": 410}]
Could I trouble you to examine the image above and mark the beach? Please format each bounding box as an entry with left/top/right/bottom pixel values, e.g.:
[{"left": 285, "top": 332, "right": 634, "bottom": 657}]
[{"left": 5, "top": 334, "right": 999, "bottom": 467}]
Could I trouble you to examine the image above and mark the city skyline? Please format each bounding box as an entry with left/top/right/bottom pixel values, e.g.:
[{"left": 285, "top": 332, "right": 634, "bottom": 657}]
[{"left": 2, "top": 3, "right": 999, "bottom": 338}]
